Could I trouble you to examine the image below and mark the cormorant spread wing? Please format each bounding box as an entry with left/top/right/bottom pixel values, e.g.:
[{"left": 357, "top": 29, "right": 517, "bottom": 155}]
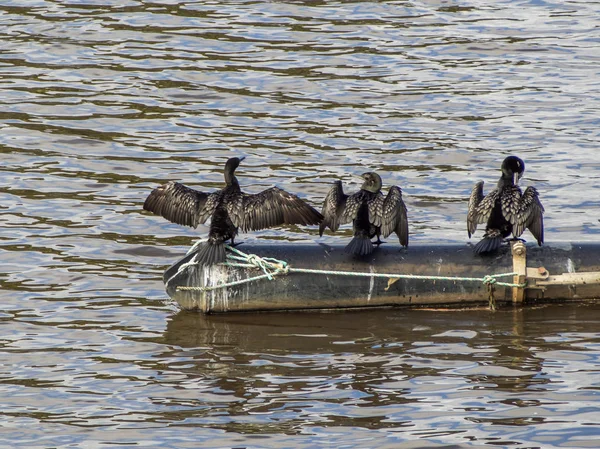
[
  {"left": 319, "top": 172, "right": 409, "bottom": 255},
  {"left": 319, "top": 180, "right": 348, "bottom": 235},
  {"left": 467, "top": 156, "right": 543, "bottom": 253},
  {"left": 144, "top": 156, "right": 324, "bottom": 266},
  {"left": 320, "top": 188, "right": 379, "bottom": 228},
  {"left": 505, "top": 186, "right": 544, "bottom": 244},
  {"left": 380, "top": 186, "right": 409, "bottom": 247},
  {"left": 143, "top": 181, "right": 216, "bottom": 228},
  {"left": 467, "top": 181, "right": 500, "bottom": 237},
  {"left": 320, "top": 182, "right": 408, "bottom": 246},
  {"left": 339, "top": 190, "right": 370, "bottom": 224},
  {"left": 227, "top": 186, "right": 324, "bottom": 232},
  {"left": 366, "top": 192, "right": 384, "bottom": 228}
]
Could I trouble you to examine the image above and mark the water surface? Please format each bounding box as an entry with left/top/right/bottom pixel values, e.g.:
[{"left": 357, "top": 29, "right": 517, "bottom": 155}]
[{"left": 1, "top": 1, "right": 600, "bottom": 447}]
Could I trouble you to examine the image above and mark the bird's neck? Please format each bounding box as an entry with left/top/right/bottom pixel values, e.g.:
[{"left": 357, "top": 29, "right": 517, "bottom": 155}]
[
  {"left": 224, "top": 171, "right": 238, "bottom": 186},
  {"left": 497, "top": 173, "right": 515, "bottom": 188}
]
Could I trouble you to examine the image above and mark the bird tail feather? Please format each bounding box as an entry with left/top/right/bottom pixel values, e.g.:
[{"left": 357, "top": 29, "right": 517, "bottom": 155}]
[
  {"left": 345, "top": 236, "right": 374, "bottom": 256},
  {"left": 192, "top": 242, "right": 227, "bottom": 266},
  {"left": 473, "top": 236, "right": 503, "bottom": 254}
]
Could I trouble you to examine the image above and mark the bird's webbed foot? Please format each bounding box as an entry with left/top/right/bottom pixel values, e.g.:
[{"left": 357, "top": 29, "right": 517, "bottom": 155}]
[
  {"left": 374, "top": 236, "right": 386, "bottom": 246},
  {"left": 229, "top": 238, "right": 244, "bottom": 248}
]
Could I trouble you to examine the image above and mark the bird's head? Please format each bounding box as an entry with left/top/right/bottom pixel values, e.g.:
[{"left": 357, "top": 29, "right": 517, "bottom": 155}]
[
  {"left": 223, "top": 156, "right": 246, "bottom": 185},
  {"left": 360, "top": 172, "right": 382, "bottom": 193},
  {"left": 225, "top": 156, "right": 245, "bottom": 173},
  {"left": 501, "top": 156, "right": 525, "bottom": 183}
]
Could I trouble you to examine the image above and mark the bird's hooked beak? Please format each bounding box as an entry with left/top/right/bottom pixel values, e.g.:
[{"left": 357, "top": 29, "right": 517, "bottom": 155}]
[
  {"left": 515, "top": 171, "right": 523, "bottom": 184},
  {"left": 351, "top": 173, "right": 368, "bottom": 188}
]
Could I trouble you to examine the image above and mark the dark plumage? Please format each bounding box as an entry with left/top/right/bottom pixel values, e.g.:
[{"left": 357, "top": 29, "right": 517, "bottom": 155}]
[
  {"left": 143, "top": 157, "right": 324, "bottom": 265},
  {"left": 319, "top": 172, "right": 409, "bottom": 256},
  {"left": 467, "top": 156, "right": 544, "bottom": 254}
]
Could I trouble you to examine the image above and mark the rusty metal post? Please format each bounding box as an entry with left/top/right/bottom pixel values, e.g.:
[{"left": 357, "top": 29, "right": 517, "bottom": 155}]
[{"left": 511, "top": 241, "right": 527, "bottom": 304}]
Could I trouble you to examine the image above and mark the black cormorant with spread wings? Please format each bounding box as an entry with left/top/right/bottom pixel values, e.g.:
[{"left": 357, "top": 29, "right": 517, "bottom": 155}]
[
  {"left": 467, "top": 155, "right": 544, "bottom": 254},
  {"left": 143, "top": 157, "right": 323, "bottom": 265},
  {"left": 319, "top": 172, "right": 409, "bottom": 256}
]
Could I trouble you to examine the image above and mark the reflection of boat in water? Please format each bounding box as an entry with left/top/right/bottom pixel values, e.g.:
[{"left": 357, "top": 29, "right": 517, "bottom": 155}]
[
  {"left": 163, "top": 242, "right": 600, "bottom": 313},
  {"left": 157, "top": 303, "right": 600, "bottom": 443},
  {"left": 162, "top": 304, "right": 599, "bottom": 400}
]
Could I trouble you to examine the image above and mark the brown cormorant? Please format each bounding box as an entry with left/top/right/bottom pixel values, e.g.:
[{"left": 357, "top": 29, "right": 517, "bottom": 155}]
[
  {"left": 467, "top": 155, "right": 544, "bottom": 254},
  {"left": 143, "top": 157, "right": 324, "bottom": 265},
  {"left": 319, "top": 172, "right": 409, "bottom": 256}
]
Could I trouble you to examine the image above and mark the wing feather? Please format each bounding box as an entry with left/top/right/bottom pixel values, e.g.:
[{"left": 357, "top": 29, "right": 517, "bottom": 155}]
[
  {"left": 467, "top": 181, "right": 499, "bottom": 237},
  {"left": 143, "top": 181, "right": 214, "bottom": 228},
  {"left": 500, "top": 185, "right": 521, "bottom": 231},
  {"left": 342, "top": 191, "right": 365, "bottom": 223},
  {"left": 230, "top": 187, "right": 323, "bottom": 232},
  {"left": 508, "top": 186, "right": 544, "bottom": 244},
  {"left": 367, "top": 193, "right": 384, "bottom": 228},
  {"left": 380, "top": 186, "right": 409, "bottom": 247},
  {"left": 224, "top": 194, "right": 245, "bottom": 230},
  {"left": 319, "top": 181, "right": 348, "bottom": 236}
]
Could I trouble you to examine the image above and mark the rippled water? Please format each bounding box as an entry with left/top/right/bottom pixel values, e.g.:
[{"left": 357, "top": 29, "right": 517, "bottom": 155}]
[{"left": 1, "top": 1, "right": 600, "bottom": 448}]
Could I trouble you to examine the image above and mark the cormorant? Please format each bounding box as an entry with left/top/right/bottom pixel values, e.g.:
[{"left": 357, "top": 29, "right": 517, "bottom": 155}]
[
  {"left": 467, "top": 155, "right": 544, "bottom": 254},
  {"left": 143, "top": 157, "right": 324, "bottom": 265},
  {"left": 319, "top": 172, "right": 409, "bottom": 256}
]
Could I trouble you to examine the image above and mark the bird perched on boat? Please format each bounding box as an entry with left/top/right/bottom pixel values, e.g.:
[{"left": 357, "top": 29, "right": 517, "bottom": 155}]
[
  {"left": 319, "top": 172, "right": 409, "bottom": 256},
  {"left": 467, "top": 155, "right": 544, "bottom": 254},
  {"left": 143, "top": 157, "right": 323, "bottom": 265}
]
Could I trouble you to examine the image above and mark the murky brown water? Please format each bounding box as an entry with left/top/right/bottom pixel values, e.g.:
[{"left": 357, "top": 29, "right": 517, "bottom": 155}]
[{"left": 1, "top": 1, "right": 600, "bottom": 448}]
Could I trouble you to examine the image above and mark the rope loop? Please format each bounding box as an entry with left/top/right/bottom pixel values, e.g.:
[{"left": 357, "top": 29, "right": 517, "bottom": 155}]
[
  {"left": 482, "top": 275, "right": 497, "bottom": 285},
  {"left": 246, "top": 254, "right": 260, "bottom": 265}
]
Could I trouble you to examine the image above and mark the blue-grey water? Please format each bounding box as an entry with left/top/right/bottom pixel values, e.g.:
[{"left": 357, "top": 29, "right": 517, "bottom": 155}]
[{"left": 1, "top": 1, "right": 600, "bottom": 448}]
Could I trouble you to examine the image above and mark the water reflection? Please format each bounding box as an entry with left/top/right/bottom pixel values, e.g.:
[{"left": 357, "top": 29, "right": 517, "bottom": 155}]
[{"left": 157, "top": 305, "right": 600, "bottom": 446}]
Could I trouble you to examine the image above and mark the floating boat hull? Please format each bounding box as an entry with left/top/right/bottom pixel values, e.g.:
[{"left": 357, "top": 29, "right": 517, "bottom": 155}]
[{"left": 163, "top": 242, "right": 600, "bottom": 313}]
